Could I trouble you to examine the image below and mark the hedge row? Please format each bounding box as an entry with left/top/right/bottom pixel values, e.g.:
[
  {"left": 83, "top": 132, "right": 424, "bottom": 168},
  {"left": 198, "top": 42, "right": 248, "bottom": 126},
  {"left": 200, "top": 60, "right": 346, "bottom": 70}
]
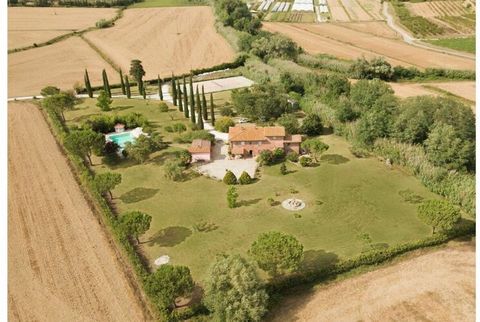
[
  {"left": 82, "top": 54, "right": 248, "bottom": 93},
  {"left": 40, "top": 105, "right": 159, "bottom": 320},
  {"left": 267, "top": 221, "right": 475, "bottom": 294}
]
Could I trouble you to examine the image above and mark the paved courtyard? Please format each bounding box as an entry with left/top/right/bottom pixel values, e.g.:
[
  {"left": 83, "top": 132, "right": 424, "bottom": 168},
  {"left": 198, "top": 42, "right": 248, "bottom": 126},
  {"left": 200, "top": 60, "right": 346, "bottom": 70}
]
[{"left": 196, "top": 140, "right": 258, "bottom": 180}]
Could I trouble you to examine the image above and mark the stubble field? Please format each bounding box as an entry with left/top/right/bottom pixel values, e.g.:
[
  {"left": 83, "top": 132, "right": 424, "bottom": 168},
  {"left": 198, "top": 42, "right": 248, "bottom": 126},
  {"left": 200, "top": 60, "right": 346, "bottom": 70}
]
[
  {"left": 262, "top": 22, "right": 476, "bottom": 70},
  {"left": 8, "top": 36, "right": 117, "bottom": 97},
  {"left": 8, "top": 7, "right": 117, "bottom": 50},
  {"left": 83, "top": 7, "right": 235, "bottom": 79},
  {"left": 8, "top": 102, "right": 151, "bottom": 321},
  {"left": 267, "top": 239, "right": 475, "bottom": 322}
]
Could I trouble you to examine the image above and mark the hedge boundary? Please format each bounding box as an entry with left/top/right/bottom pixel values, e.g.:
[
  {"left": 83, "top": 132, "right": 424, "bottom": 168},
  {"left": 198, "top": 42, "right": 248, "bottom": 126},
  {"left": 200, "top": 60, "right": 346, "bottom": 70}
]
[
  {"left": 266, "top": 221, "right": 475, "bottom": 295},
  {"left": 37, "top": 102, "right": 160, "bottom": 321}
]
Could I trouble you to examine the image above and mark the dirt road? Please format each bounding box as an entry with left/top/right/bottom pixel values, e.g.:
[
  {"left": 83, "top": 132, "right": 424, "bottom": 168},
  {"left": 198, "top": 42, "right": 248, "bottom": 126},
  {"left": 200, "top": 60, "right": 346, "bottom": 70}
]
[
  {"left": 8, "top": 102, "right": 151, "bottom": 321},
  {"left": 267, "top": 239, "right": 475, "bottom": 321}
]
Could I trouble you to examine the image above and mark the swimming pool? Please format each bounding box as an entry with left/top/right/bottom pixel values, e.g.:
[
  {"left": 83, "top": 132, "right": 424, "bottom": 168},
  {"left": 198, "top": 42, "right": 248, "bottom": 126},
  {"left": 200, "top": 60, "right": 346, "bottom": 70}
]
[{"left": 107, "top": 132, "right": 135, "bottom": 148}]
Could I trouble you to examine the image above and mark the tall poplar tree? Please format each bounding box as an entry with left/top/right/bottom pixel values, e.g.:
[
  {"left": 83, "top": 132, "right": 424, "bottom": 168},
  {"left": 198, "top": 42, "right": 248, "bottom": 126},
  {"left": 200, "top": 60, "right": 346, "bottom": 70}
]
[
  {"left": 120, "top": 69, "right": 126, "bottom": 95},
  {"left": 195, "top": 85, "right": 201, "bottom": 116},
  {"left": 202, "top": 85, "right": 208, "bottom": 120},
  {"left": 210, "top": 92, "right": 215, "bottom": 126},
  {"left": 84, "top": 69, "right": 93, "bottom": 98},
  {"left": 125, "top": 75, "right": 131, "bottom": 99}
]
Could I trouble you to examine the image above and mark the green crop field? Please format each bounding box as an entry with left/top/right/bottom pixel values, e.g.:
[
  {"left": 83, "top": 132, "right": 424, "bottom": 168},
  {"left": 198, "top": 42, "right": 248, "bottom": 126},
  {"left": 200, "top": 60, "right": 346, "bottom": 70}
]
[
  {"left": 427, "top": 37, "right": 475, "bottom": 54},
  {"left": 129, "top": 0, "right": 205, "bottom": 8},
  {"left": 65, "top": 98, "right": 439, "bottom": 282}
]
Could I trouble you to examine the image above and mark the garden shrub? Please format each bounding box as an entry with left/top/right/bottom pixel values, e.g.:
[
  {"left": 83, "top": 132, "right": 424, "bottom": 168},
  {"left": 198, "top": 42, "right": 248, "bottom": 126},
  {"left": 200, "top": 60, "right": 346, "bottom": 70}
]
[
  {"left": 95, "top": 18, "right": 113, "bottom": 28},
  {"left": 214, "top": 117, "right": 235, "bottom": 133},
  {"left": 220, "top": 105, "right": 234, "bottom": 116},
  {"left": 258, "top": 150, "right": 274, "bottom": 166},
  {"left": 299, "top": 156, "right": 313, "bottom": 167},
  {"left": 158, "top": 102, "right": 169, "bottom": 112},
  {"left": 176, "top": 149, "right": 192, "bottom": 167},
  {"left": 238, "top": 171, "right": 253, "bottom": 184},
  {"left": 223, "top": 170, "right": 237, "bottom": 185},
  {"left": 172, "top": 123, "right": 187, "bottom": 133},
  {"left": 286, "top": 151, "right": 299, "bottom": 162},
  {"left": 164, "top": 126, "right": 174, "bottom": 133}
]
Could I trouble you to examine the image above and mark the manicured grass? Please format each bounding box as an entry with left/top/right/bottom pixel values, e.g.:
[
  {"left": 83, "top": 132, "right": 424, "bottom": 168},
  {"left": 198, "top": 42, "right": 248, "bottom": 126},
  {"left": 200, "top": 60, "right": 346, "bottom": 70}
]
[
  {"left": 129, "top": 0, "right": 205, "bottom": 8},
  {"left": 426, "top": 37, "right": 475, "bottom": 54},
  {"left": 65, "top": 99, "right": 439, "bottom": 283}
]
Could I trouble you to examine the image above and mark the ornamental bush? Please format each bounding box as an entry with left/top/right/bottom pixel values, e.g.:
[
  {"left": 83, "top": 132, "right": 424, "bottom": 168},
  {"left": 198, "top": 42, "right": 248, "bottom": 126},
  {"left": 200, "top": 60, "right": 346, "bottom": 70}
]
[
  {"left": 238, "top": 171, "right": 253, "bottom": 184},
  {"left": 299, "top": 156, "right": 313, "bottom": 167},
  {"left": 223, "top": 170, "right": 237, "bottom": 185}
]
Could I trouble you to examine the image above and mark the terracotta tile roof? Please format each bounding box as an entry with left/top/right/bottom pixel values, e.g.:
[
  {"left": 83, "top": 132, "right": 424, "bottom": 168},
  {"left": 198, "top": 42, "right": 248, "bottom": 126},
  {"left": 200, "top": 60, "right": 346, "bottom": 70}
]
[
  {"left": 188, "top": 139, "right": 211, "bottom": 154},
  {"left": 285, "top": 134, "right": 302, "bottom": 143},
  {"left": 229, "top": 125, "right": 285, "bottom": 142}
]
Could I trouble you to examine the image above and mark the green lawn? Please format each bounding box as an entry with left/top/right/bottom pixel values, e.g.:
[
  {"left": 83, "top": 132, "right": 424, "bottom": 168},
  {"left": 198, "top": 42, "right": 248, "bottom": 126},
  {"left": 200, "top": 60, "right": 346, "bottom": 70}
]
[
  {"left": 426, "top": 37, "right": 476, "bottom": 54},
  {"left": 66, "top": 98, "right": 438, "bottom": 283},
  {"left": 129, "top": 0, "right": 206, "bottom": 8}
]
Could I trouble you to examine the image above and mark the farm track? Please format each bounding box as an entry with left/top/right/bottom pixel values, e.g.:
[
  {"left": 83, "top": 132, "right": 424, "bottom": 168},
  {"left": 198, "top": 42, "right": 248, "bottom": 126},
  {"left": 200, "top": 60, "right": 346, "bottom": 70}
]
[
  {"left": 267, "top": 239, "right": 475, "bottom": 321},
  {"left": 8, "top": 102, "right": 152, "bottom": 321},
  {"left": 263, "top": 21, "right": 475, "bottom": 70}
]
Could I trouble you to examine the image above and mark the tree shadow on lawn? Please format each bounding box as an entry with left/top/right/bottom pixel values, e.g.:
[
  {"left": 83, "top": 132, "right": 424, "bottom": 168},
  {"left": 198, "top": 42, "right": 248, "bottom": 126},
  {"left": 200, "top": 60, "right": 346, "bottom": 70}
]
[
  {"left": 320, "top": 154, "right": 350, "bottom": 165},
  {"left": 149, "top": 150, "right": 179, "bottom": 166},
  {"left": 238, "top": 198, "right": 262, "bottom": 207},
  {"left": 70, "top": 112, "right": 102, "bottom": 123},
  {"left": 119, "top": 187, "right": 159, "bottom": 204},
  {"left": 299, "top": 249, "right": 339, "bottom": 272},
  {"left": 145, "top": 226, "right": 193, "bottom": 247},
  {"left": 112, "top": 105, "right": 134, "bottom": 112}
]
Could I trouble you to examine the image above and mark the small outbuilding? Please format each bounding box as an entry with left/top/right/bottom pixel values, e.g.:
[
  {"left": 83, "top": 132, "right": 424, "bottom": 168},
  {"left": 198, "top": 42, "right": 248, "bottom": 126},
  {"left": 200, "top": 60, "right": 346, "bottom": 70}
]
[
  {"left": 188, "top": 139, "right": 212, "bottom": 162},
  {"left": 114, "top": 123, "right": 125, "bottom": 133}
]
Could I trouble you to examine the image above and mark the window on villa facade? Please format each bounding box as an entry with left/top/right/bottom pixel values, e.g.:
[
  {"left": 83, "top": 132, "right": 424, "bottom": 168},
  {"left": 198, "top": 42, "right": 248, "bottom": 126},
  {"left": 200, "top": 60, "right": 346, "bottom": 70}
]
[{"left": 241, "top": 141, "right": 245, "bottom": 145}]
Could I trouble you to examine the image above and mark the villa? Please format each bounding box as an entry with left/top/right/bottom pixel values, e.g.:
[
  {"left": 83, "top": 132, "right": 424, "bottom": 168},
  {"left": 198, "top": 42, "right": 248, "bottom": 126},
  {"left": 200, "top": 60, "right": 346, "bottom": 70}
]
[
  {"left": 228, "top": 125, "right": 302, "bottom": 158},
  {"left": 188, "top": 139, "right": 212, "bottom": 162}
]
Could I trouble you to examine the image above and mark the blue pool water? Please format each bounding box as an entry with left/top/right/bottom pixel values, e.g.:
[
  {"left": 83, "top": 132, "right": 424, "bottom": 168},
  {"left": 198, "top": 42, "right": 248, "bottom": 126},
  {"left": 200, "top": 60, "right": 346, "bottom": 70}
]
[{"left": 108, "top": 132, "right": 135, "bottom": 148}]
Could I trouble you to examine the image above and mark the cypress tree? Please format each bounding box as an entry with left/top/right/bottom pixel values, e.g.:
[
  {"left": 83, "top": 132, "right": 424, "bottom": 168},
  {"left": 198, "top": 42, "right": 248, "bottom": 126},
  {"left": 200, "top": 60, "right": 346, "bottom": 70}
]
[
  {"left": 142, "top": 87, "right": 147, "bottom": 99},
  {"left": 210, "top": 92, "right": 215, "bottom": 126},
  {"left": 102, "top": 69, "right": 111, "bottom": 98},
  {"left": 178, "top": 90, "right": 183, "bottom": 112},
  {"left": 158, "top": 75, "right": 163, "bottom": 101},
  {"left": 177, "top": 81, "right": 183, "bottom": 112},
  {"left": 189, "top": 75, "right": 195, "bottom": 124},
  {"left": 202, "top": 85, "right": 208, "bottom": 120},
  {"left": 195, "top": 85, "right": 201, "bottom": 116},
  {"left": 84, "top": 69, "right": 93, "bottom": 98},
  {"left": 171, "top": 75, "right": 177, "bottom": 106},
  {"left": 120, "top": 69, "right": 126, "bottom": 95},
  {"left": 183, "top": 76, "right": 188, "bottom": 118},
  {"left": 197, "top": 100, "right": 204, "bottom": 129},
  {"left": 125, "top": 75, "right": 131, "bottom": 99}
]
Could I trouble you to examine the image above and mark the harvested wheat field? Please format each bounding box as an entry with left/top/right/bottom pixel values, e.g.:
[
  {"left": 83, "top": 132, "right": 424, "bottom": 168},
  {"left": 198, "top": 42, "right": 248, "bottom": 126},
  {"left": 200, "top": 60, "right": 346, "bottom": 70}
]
[
  {"left": 388, "top": 82, "right": 438, "bottom": 98},
  {"left": 428, "top": 81, "right": 476, "bottom": 102},
  {"left": 8, "top": 36, "right": 116, "bottom": 97},
  {"left": 327, "top": 0, "right": 351, "bottom": 22},
  {"left": 406, "top": 0, "right": 470, "bottom": 18},
  {"left": 267, "top": 239, "right": 475, "bottom": 322},
  {"left": 334, "top": 21, "right": 400, "bottom": 39},
  {"left": 262, "top": 22, "right": 475, "bottom": 70},
  {"left": 8, "top": 102, "right": 152, "bottom": 321},
  {"left": 84, "top": 7, "right": 235, "bottom": 80},
  {"left": 8, "top": 7, "right": 117, "bottom": 49},
  {"left": 339, "top": 0, "right": 371, "bottom": 21}
]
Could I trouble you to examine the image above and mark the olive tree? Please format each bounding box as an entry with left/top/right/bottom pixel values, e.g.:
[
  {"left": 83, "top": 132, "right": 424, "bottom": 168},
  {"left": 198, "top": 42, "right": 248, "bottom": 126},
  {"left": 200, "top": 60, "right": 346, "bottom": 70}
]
[{"left": 417, "top": 200, "right": 460, "bottom": 234}]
